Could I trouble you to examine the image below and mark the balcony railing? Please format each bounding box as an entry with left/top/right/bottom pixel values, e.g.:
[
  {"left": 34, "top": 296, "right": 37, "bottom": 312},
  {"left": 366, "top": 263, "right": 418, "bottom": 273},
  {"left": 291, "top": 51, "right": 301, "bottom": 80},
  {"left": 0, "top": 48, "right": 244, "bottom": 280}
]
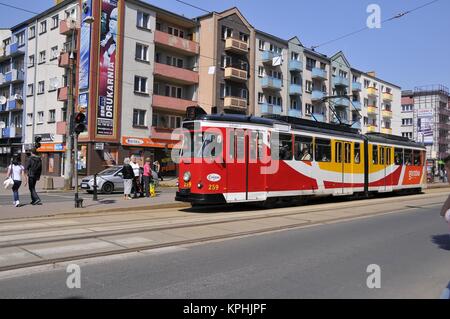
[
  {"left": 381, "top": 128, "right": 392, "bottom": 134},
  {"left": 289, "top": 60, "right": 302, "bottom": 72},
  {"left": 261, "top": 76, "right": 282, "bottom": 90},
  {"left": 224, "top": 96, "right": 247, "bottom": 109},
  {"left": 224, "top": 37, "right": 248, "bottom": 55},
  {"left": 382, "top": 109, "right": 393, "bottom": 118},
  {"left": 57, "top": 86, "right": 68, "bottom": 101},
  {"left": 1, "top": 127, "right": 21, "bottom": 138},
  {"left": 152, "top": 95, "right": 197, "bottom": 112},
  {"left": 352, "top": 82, "right": 362, "bottom": 91},
  {"left": 351, "top": 121, "right": 362, "bottom": 129},
  {"left": 367, "top": 87, "right": 378, "bottom": 96},
  {"left": 58, "top": 52, "right": 70, "bottom": 68},
  {"left": 260, "top": 103, "right": 282, "bottom": 114},
  {"left": 154, "top": 63, "right": 199, "bottom": 84},
  {"left": 332, "top": 97, "right": 350, "bottom": 107},
  {"left": 366, "top": 124, "right": 377, "bottom": 133},
  {"left": 311, "top": 90, "right": 325, "bottom": 101},
  {"left": 367, "top": 105, "right": 377, "bottom": 114},
  {"left": 289, "top": 84, "right": 302, "bottom": 95},
  {"left": 333, "top": 76, "right": 349, "bottom": 87},
  {"left": 261, "top": 51, "right": 281, "bottom": 65},
  {"left": 224, "top": 66, "right": 248, "bottom": 82},
  {"left": 155, "top": 30, "right": 199, "bottom": 55},
  {"left": 288, "top": 109, "right": 302, "bottom": 118},
  {"left": 8, "top": 99, "right": 23, "bottom": 110},
  {"left": 382, "top": 92, "right": 393, "bottom": 102},
  {"left": 312, "top": 68, "right": 327, "bottom": 80},
  {"left": 351, "top": 100, "right": 362, "bottom": 111},
  {"left": 59, "top": 18, "right": 79, "bottom": 36},
  {"left": 311, "top": 113, "right": 326, "bottom": 122}
]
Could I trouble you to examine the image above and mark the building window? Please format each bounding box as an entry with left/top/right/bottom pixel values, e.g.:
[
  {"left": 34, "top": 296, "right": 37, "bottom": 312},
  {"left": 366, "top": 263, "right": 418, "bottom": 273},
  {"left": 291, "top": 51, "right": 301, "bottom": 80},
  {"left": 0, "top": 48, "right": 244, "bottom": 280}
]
[
  {"left": 291, "top": 52, "right": 299, "bottom": 61},
  {"left": 27, "top": 84, "right": 34, "bottom": 96},
  {"left": 135, "top": 43, "right": 149, "bottom": 62},
  {"left": 39, "top": 20, "right": 47, "bottom": 34},
  {"left": 258, "top": 66, "right": 264, "bottom": 77},
  {"left": 221, "top": 26, "right": 232, "bottom": 39},
  {"left": 28, "top": 55, "right": 35, "bottom": 68},
  {"left": 37, "top": 111, "right": 44, "bottom": 124},
  {"left": 48, "top": 110, "right": 56, "bottom": 123},
  {"left": 50, "top": 46, "right": 58, "bottom": 60},
  {"left": 305, "top": 104, "right": 312, "bottom": 115},
  {"left": 51, "top": 15, "right": 59, "bottom": 29},
  {"left": 269, "top": 43, "right": 282, "bottom": 54},
  {"left": 305, "top": 80, "right": 313, "bottom": 93},
  {"left": 137, "top": 11, "right": 150, "bottom": 30},
  {"left": 241, "top": 88, "right": 248, "bottom": 100},
  {"left": 62, "top": 107, "right": 67, "bottom": 121},
  {"left": 153, "top": 113, "right": 182, "bottom": 129},
  {"left": 258, "top": 92, "right": 264, "bottom": 104},
  {"left": 15, "top": 31, "right": 25, "bottom": 46},
  {"left": 306, "top": 58, "right": 316, "bottom": 71},
  {"left": 27, "top": 113, "right": 33, "bottom": 126},
  {"left": 258, "top": 39, "right": 265, "bottom": 50},
  {"left": 166, "top": 55, "right": 183, "bottom": 68},
  {"left": 28, "top": 26, "right": 36, "bottom": 39},
  {"left": 37, "top": 81, "right": 45, "bottom": 94},
  {"left": 38, "top": 51, "right": 46, "bottom": 64},
  {"left": 65, "top": 8, "right": 76, "bottom": 19},
  {"left": 290, "top": 99, "right": 298, "bottom": 109},
  {"left": 402, "top": 118, "right": 413, "bottom": 126},
  {"left": 239, "top": 32, "right": 248, "bottom": 43},
  {"left": 164, "top": 85, "right": 183, "bottom": 99},
  {"left": 168, "top": 26, "right": 184, "bottom": 38},
  {"left": 133, "top": 109, "right": 146, "bottom": 127},
  {"left": 134, "top": 76, "right": 147, "bottom": 94}
]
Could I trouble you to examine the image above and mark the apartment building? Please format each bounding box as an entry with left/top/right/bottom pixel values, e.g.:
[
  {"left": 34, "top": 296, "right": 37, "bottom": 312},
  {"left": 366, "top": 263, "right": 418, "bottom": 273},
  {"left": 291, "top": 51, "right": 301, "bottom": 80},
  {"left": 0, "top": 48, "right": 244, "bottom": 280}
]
[
  {"left": 330, "top": 52, "right": 352, "bottom": 125},
  {"left": 401, "top": 85, "right": 450, "bottom": 164},
  {"left": 197, "top": 7, "right": 255, "bottom": 115}
]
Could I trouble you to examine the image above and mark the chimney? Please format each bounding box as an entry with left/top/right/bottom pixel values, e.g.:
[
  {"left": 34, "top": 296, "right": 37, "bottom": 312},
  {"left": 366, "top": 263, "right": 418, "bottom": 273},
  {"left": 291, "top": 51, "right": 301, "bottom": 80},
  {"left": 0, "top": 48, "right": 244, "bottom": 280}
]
[{"left": 367, "top": 71, "right": 376, "bottom": 77}]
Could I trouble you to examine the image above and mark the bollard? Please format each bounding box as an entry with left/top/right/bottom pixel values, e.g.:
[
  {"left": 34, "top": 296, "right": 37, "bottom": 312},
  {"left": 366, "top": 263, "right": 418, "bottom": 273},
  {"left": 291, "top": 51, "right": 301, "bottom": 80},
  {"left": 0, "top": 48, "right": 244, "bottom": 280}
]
[{"left": 93, "top": 173, "right": 98, "bottom": 201}]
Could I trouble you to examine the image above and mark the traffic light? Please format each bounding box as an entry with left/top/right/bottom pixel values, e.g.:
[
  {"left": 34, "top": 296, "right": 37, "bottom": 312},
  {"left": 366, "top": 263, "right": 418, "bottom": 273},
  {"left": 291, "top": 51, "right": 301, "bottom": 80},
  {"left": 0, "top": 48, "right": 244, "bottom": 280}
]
[
  {"left": 34, "top": 136, "right": 42, "bottom": 149},
  {"left": 74, "top": 112, "right": 86, "bottom": 135}
]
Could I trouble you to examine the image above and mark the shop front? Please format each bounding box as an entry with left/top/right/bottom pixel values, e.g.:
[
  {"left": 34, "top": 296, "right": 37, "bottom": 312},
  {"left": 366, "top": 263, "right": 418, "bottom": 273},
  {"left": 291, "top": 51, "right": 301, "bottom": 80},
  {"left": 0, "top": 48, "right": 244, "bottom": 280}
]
[{"left": 36, "top": 143, "right": 66, "bottom": 176}]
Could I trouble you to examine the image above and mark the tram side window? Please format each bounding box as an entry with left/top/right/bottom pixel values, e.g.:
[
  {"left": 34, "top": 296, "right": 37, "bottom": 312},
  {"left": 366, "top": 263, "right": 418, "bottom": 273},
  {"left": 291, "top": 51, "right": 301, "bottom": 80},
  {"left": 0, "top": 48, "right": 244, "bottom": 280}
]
[
  {"left": 413, "top": 150, "right": 421, "bottom": 166},
  {"left": 236, "top": 131, "right": 245, "bottom": 161},
  {"left": 272, "top": 133, "right": 293, "bottom": 160},
  {"left": 294, "top": 135, "right": 313, "bottom": 161},
  {"left": 372, "top": 145, "right": 378, "bottom": 164},
  {"left": 404, "top": 149, "right": 412, "bottom": 166},
  {"left": 257, "top": 132, "right": 265, "bottom": 160},
  {"left": 335, "top": 142, "right": 343, "bottom": 163},
  {"left": 315, "top": 139, "right": 331, "bottom": 162},
  {"left": 344, "top": 143, "right": 351, "bottom": 164},
  {"left": 249, "top": 131, "right": 257, "bottom": 160},
  {"left": 354, "top": 143, "right": 361, "bottom": 164},
  {"left": 202, "top": 132, "right": 223, "bottom": 158},
  {"left": 386, "top": 148, "right": 392, "bottom": 165},
  {"left": 394, "top": 148, "right": 403, "bottom": 165},
  {"left": 380, "top": 147, "right": 385, "bottom": 165}
]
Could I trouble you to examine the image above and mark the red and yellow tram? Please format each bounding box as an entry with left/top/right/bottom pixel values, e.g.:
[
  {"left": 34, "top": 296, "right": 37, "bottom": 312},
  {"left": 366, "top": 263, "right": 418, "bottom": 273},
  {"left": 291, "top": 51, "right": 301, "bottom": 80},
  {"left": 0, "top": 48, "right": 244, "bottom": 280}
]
[{"left": 175, "top": 113, "right": 426, "bottom": 206}]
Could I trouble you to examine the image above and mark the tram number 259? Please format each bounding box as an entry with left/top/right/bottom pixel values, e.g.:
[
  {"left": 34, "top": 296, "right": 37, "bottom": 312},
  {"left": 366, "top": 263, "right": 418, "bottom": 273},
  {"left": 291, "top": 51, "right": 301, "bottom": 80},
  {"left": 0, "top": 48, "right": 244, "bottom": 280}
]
[{"left": 208, "top": 184, "right": 219, "bottom": 191}]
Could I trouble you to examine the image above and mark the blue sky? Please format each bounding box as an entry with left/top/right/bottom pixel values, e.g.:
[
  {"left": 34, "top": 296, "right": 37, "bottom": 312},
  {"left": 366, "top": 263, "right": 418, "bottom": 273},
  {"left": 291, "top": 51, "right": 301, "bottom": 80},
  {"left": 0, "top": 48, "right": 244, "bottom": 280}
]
[{"left": 1, "top": 0, "right": 449, "bottom": 90}]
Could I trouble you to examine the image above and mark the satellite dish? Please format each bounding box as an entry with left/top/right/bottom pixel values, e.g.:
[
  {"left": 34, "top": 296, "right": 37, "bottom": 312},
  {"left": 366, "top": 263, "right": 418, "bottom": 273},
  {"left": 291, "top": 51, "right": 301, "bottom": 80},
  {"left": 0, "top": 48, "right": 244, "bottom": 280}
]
[
  {"left": 0, "top": 96, "right": 6, "bottom": 105},
  {"left": 50, "top": 78, "right": 60, "bottom": 90},
  {"left": 14, "top": 94, "right": 23, "bottom": 101},
  {"left": 0, "top": 121, "right": 5, "bottom": 129}
]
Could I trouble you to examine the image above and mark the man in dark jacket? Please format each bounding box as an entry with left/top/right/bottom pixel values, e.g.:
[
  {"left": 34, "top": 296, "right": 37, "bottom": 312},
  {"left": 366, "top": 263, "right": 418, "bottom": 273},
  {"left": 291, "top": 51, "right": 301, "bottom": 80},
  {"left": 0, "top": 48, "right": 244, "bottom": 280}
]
[{"left": 25, "top": 149, "right": 42, "bottom": 205}]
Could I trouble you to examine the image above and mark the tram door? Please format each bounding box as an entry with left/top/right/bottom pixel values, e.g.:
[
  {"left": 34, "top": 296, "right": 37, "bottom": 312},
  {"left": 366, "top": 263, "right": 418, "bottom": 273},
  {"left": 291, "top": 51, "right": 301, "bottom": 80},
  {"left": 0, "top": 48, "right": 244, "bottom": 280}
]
[
  {"left": 380, "top": 146, "right": 393, "bottom": 192},
  {"left": 335, "top": 141, "right": 353, "bottom": 194}
]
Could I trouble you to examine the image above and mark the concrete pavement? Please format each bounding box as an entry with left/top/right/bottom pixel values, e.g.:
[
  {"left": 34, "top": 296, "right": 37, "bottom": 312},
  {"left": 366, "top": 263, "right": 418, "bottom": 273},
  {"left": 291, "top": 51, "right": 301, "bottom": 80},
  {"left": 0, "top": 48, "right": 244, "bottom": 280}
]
[{"left": 0, "top": 199, "right": 448, "bottom": 298}]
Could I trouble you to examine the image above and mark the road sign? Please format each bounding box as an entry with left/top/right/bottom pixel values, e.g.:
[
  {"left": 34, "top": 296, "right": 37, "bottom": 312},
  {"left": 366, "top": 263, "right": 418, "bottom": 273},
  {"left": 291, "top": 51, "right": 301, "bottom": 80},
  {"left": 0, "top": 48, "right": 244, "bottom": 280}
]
[{"left": 95, "top": 143, "right": 105, "bottom": 150}]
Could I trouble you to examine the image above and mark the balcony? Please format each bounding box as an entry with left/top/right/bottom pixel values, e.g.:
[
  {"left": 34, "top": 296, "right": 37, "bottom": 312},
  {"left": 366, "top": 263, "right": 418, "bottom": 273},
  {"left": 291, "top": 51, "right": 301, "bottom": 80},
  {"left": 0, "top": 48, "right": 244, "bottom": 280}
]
[
  {"left": 261, "top": 51, "right": 281, "bottom": 65},
  {"left": 151, "top": 127, "right": 180, "bottom": 141},
  {"left": 382, "top": 109, "right": 393, "bottom": 118},
  {"left": 332, "top": 114, "right": 348, "bottom": 124},
  {"left": 351, "top": 100, "right": 362, "bottom": 111},
  {"left": 261, "top": 76, "right": 282, "bottom": 90},
  {"left": 311, "top": 113, "right": 325, "bottom": 122},
  {"left": 311, "top": 90, "right": 325, "bottom": 102},
  {"left": 0, "top": 69, "right": 24, "bottom": 86},
  {"left": 59, "top": 18, "right": 79, "bottom": 36},
  {"left": 56, "top": 121, "right": 67, "bottom": 135},
  {"left": 333, "top": 76, "right": 349, "bottom": 87},
  {"left": 367, "top": 105, "right": 378, "bottom": 115},
  {"left": 9, "top": 42, "right": 25, "bottom": 57},
  {"left": 154, "top": 63, "right": 199, "bottom": 85},
  {"left": 224, "top": 37, "right": 248, "bottom": 55},
  {"left": 1, "top": 127, "right": 21, "bottom": 138},
  {"left": 57, "top": 86, "right": 68, "bottom": 102},
  {"left": 154, "top": 30, "right": 199, "bottom": 56},
  {"left": 332, "top": 97, "right": 350, "bottom": 108},
  {"left": 152, "top": 95, "right": 197, "bottom": 113},
  {"left": 224, "top": 66, "right": 247, "bottom": 82},
  {"left": 58, "top": 52, "right": 70, "bottom": 68},
  {"left": 351, "top": 121, "right": 362, "bottom": 129},
  {"left": 8, "top": 99, "right": 23, "bottom": 110},
  {"left": 288, "top": 109, "right": 302, "bottom": 118},
  {"left": 224, "top": 96, "right": 247, "bottom": 110},
  {"left": 260, "top": 103, "right": 282, "bottom": 115},
  {"left": 366, "top": 124, "right": 377, "bottom": 133},
  {"left": 381, "top": 127, "right": 392, "bottom": 135},
  {"left": 382, "top": 92, "right": 393, "bottom": 102},
  {"left": 312, "top": 68, "right": 327, "bottom": 80},
  {"left": 352, "top": 82, "right": 362, "bottom": 92},
  {"left": 367, "top": 87, "right": 378, "bottom": 97},
  {"left": 289, "top": 60, "right": 302, "bottom": 72},
  {"left": 289, "top": 84, "right": 302, "bottom": 95}
]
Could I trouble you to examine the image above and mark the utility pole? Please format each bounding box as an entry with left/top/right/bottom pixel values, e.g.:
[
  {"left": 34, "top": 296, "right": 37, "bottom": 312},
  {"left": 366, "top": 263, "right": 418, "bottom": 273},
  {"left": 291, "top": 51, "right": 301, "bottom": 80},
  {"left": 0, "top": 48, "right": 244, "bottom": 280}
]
[{"left": 63, "top": 30, "right": 75, "bottom": 191}]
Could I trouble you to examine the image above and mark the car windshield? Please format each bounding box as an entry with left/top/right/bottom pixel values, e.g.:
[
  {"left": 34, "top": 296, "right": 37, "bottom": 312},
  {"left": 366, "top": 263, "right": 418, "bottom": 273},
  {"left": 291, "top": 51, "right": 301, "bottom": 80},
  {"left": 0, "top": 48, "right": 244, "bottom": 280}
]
[{"left": 98, "top": 167, "right": 120, "bottom": 176}]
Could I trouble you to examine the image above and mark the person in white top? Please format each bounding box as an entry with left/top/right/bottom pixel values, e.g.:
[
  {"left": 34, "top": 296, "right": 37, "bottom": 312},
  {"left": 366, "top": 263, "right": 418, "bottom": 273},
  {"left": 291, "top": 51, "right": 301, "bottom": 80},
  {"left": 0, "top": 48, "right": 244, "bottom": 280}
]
[
  {"left": 6, "top": 155, "right": 27, "bottom": 207},
  {"left": 130, "top": 155, "right": 143, "bottom": 198}
]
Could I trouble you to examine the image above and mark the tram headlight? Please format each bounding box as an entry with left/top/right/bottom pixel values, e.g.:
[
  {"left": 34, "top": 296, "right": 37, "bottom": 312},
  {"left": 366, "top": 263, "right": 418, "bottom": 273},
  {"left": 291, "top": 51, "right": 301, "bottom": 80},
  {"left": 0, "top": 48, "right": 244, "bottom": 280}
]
[
  {"left": 197, "top": 182, "right": 203, "bottom": 189},
  {"left": 183, "top": 171, "right": 191, "bottom": 182}
]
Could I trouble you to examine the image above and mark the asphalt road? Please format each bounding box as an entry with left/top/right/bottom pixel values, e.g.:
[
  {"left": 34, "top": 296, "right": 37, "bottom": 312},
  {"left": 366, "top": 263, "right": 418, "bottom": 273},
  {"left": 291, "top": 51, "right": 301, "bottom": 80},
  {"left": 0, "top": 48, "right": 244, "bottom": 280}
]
[{"left": 0, "top": 204, "right": 448, "bottom": 299}]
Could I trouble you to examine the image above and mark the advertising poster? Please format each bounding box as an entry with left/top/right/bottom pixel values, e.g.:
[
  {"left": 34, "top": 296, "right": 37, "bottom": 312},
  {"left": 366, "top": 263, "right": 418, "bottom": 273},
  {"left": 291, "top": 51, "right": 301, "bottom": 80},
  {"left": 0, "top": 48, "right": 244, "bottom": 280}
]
[
  {"left": 97, "top": 0, "right": 120, "bottom": 137},
  {"left": 78, "top": 0, "right": 92, "bottom": 91},
  {"left": 417, "top": 109, "right": 434, "bottom": 145}
]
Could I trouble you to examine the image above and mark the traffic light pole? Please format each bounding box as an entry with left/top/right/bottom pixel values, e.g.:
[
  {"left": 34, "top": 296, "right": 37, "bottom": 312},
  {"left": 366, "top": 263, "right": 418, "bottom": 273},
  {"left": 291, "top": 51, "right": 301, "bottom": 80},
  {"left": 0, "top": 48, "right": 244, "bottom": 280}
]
[{"left": 74, "top": 132, "right": 82, "bottom": 208}]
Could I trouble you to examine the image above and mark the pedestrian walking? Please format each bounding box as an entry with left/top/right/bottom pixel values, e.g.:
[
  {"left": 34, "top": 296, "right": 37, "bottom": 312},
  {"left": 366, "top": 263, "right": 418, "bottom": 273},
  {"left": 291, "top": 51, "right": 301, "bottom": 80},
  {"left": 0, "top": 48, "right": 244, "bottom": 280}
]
[
  {"left": 122, "top": 158, "right": 134, "bottom": 200},
  {"left": 130, "top": 155, "right": 143, "bottom": 198},
  {"left": 143, "top": 157, "right": 153, "bottom": 198},
  {"left": 439, "top": 156, "right": 450, "bottom": 226},
  {"left": 153, "top": 159, "right": 163, "bottom": 181},
  {"left": 25, "top": 148, "right": 42, "bottom": 205},
  {"left": 6, "top": 155, "right": 27, "bottom": 207}
]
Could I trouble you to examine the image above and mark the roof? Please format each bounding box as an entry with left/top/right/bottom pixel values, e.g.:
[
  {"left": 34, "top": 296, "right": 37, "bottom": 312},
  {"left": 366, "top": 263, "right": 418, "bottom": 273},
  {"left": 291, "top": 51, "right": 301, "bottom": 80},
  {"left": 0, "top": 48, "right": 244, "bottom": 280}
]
[
  {"left": 331, "top": 51, "right": 351, "bottom": 68},
  {"left": 255, "top": 29, "right": 289, "bottom": 45},
  {"left": 351, "top": 67, "right": 401, "bottom": 89},
  {"left": 366, "top": 133, "right": 425, "bottom": 149},
  {"left": 303, "top": 47, "right": 330, "bottom": 61}
]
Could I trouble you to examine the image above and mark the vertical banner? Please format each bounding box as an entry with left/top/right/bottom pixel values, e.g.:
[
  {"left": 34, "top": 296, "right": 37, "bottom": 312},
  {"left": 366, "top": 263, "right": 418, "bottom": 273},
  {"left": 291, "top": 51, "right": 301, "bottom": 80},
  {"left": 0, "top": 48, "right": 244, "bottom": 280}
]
[
  {"left": 97, "top": 0, "right": 120, "bottom": 137},
  {"left": 78, "top": 0, "right": 92, "bottom": 91},
  {"left": 417, "top": 109, "right": 434, "bottom": 145}
]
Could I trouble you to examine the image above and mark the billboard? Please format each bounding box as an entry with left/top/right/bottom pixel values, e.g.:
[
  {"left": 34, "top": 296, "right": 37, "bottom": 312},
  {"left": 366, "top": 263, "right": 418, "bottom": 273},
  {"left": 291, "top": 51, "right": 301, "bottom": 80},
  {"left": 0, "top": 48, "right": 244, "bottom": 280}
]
[
  {"left": 78, "top": 0, "right": 92, "bottom": 91},
  {"left": 96, "top": 0, "right": 120, "bottom": 137},
  {"left": 417, "top": 109, "right": 434, "bottom": 145}
]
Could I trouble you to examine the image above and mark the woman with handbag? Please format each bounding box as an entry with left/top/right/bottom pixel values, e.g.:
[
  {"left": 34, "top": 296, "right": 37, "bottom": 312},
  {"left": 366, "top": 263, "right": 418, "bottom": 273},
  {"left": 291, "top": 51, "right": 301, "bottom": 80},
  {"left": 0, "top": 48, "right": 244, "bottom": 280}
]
[{"left": 6, "top": 155, "right": 27, "bottom": 207}]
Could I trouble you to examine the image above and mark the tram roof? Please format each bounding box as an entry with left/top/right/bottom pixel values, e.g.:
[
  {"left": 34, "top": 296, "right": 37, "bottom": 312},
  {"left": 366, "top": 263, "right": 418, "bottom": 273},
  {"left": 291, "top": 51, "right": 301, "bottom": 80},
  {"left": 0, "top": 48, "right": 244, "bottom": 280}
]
[{"left": 194, "top": 114, "right": 425, "bottom": 149}]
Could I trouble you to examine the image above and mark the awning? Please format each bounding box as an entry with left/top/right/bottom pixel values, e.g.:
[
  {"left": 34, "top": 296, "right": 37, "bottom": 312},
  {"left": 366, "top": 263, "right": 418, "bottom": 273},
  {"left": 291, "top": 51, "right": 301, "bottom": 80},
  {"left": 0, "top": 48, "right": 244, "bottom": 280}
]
[{"left": 121, "top": 136, "right": 181, "bottom": 149}]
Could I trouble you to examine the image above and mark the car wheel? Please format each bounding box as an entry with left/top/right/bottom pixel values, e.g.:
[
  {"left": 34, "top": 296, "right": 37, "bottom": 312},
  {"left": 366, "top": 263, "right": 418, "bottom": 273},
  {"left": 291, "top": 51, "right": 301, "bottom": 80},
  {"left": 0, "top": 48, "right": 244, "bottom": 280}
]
[{"left": 102, "top": 182, "right": 114, "bottom": 194}]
